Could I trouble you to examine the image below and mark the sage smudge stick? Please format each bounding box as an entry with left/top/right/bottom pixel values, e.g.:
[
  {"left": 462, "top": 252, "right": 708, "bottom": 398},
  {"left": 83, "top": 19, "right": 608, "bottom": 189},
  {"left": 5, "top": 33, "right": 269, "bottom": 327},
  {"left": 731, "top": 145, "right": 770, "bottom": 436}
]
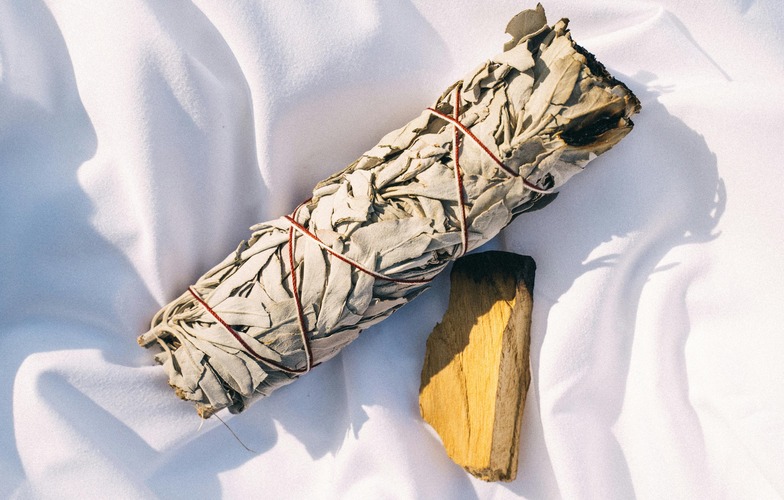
[{"left": 138, "top": 4, "right": 640, "bottom": 417}]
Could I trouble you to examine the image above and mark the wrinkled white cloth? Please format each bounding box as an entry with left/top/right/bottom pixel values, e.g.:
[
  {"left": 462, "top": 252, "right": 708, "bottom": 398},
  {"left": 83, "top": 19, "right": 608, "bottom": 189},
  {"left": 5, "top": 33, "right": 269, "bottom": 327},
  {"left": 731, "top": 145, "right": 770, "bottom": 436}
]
[{"left": 1, "top": 1, "right": 782, "bottom": 498}]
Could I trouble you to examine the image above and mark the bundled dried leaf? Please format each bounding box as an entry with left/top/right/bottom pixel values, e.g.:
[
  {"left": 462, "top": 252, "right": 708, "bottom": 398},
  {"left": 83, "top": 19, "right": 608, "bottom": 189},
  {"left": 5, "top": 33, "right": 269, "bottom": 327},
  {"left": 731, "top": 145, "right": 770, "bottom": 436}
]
[{"left": 139, "top": 4, "right": 640, "bottom": 417}]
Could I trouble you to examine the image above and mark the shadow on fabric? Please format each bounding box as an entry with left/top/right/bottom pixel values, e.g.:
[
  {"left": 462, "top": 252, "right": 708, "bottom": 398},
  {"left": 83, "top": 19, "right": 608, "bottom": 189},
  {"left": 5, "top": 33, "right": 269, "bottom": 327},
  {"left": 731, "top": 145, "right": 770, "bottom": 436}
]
[
  {"left": 141, "top": 1, "right": 479, "bottom": 498},
  {"left": 0, "top": 0, "right": 154, "bottom": 496},
  {"left": 500, "top": 72, "right": 725, "bottom": 499},
  {"left": 1, "top": 0, "right": 264, "bottom": 497}
]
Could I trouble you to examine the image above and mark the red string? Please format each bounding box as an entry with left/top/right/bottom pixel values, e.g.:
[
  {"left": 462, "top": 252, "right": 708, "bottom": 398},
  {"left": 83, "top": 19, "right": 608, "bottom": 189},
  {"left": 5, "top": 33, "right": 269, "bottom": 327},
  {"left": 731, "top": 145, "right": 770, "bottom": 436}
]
[
  {"left": 188, "top": 286, "right": 308, "bottom": 374},
  {"left": 452, "top": 88, "right": 469, "bottom": 257},
  {"left": 287, "top": 213, "right": 314, "bottom": 372},
  {"left": 283, "top": 215, "right": 432, "bottom": 285},
  {"left": 189, "top": 88, "right": 550, "bottom": 375},
  {"left": 426, "top": 104, "right": 553, "bottom": 194}
]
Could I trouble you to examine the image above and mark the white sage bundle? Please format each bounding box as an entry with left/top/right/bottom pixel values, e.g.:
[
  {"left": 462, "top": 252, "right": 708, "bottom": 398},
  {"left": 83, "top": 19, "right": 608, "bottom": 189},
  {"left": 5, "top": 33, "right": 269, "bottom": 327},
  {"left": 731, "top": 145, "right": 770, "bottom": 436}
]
[{"left": 139, "top": 4, "right": 640, "bottom": 417}]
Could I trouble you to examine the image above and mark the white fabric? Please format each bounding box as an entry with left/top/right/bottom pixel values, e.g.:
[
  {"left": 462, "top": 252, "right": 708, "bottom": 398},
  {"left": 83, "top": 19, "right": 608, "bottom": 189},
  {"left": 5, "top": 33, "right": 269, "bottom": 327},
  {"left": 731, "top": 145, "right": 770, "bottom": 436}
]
[{"left": 1, "top": 1, "right": 782, "bottom": 498}]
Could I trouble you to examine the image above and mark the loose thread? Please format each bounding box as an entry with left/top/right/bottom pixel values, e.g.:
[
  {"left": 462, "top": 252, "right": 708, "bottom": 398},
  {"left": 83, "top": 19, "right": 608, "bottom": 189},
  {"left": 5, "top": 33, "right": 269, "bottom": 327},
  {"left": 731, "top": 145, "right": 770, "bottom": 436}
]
[{"left": 214, "top": 413, "right": 257, "bottom": 453}]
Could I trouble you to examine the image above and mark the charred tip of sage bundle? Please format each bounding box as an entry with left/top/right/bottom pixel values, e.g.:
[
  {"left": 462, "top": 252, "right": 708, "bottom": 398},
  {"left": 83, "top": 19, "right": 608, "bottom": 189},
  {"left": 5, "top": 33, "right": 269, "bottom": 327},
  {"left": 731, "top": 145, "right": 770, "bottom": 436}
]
[
  {"left": 557, "top": 47, "right": 640, "bottom": 150},
  {"left": 140, "top": 4, "right": 640, "bottom": 417},
  {"left": 506, "top": 4, "right": 640, "bottom": 153}
]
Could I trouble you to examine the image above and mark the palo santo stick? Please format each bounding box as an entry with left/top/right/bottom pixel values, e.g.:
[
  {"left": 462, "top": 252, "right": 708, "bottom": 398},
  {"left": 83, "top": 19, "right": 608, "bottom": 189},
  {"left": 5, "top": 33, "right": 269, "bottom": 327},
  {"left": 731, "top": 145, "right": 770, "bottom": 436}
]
[{"left": 419, "top": 251, "right": 535, "bottom": 482}]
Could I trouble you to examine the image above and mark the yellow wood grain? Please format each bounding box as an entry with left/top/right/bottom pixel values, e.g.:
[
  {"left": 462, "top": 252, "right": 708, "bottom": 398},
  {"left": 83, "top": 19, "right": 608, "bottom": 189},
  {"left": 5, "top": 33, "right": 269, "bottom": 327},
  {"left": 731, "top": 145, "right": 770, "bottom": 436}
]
[{"left": 419, "top": 252, "right": 534, "bottom": 481}]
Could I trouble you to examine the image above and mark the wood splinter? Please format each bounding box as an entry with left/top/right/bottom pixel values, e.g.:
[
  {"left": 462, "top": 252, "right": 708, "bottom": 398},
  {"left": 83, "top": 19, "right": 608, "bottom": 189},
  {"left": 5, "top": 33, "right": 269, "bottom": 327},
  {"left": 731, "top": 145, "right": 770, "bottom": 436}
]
[{"left": 419, "top": 251, "right": 535, "bottom": 482}]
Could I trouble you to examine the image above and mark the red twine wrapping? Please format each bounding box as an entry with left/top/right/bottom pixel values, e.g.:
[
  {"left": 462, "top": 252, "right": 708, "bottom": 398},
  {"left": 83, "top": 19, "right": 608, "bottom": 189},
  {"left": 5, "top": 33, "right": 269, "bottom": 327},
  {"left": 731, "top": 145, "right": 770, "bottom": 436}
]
[
  {"left": 190, "top": 86, "right": 552, "bottom": 374},
  {"left": 450, "top": 87, "right": 469, "bottom": 258},
  {"left": 188, "top": 286, "right": 309, "bottom": 374}
]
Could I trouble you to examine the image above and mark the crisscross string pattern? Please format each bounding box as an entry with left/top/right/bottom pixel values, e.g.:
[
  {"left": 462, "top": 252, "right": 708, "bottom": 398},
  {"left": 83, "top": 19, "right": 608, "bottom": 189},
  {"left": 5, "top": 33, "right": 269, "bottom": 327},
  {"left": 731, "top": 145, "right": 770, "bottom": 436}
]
[
  {"left": 425, "top": 88, "right": 554, "bottom": 195},
  {"left": 190, "top": 87, "right": 552, "bottom": 375}
]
